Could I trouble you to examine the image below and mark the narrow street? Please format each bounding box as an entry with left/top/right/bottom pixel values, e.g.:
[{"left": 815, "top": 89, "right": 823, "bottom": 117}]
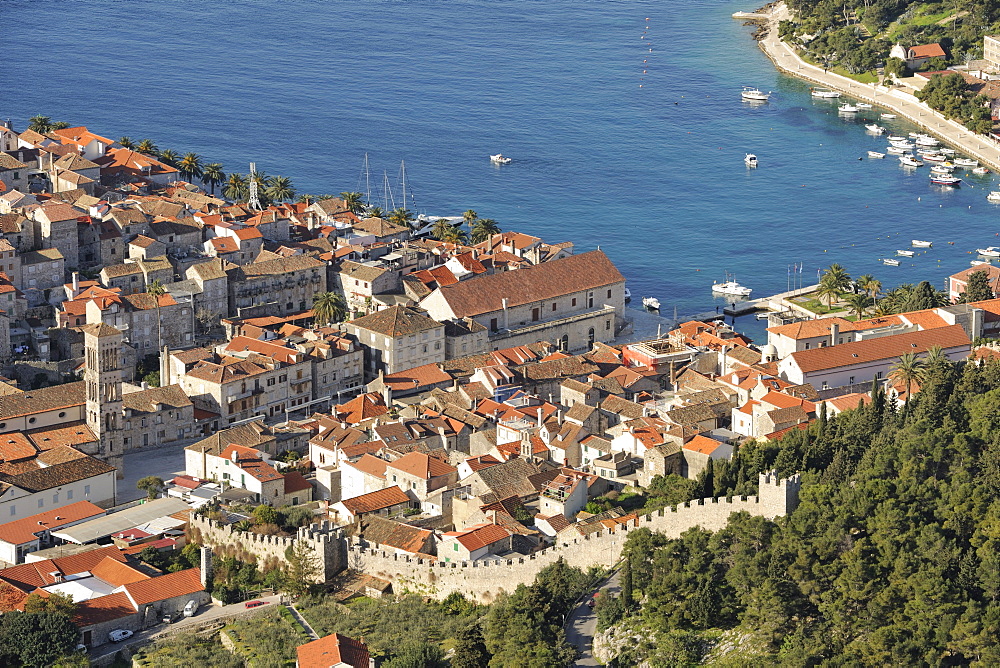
[{"left": 566, "top": 571, "right": 622, "bottom": 667}]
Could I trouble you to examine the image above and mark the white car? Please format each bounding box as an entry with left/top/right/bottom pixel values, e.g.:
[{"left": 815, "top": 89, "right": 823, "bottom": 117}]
[{"left": 109, "top": 629, "right": 133, "bottom": 642}]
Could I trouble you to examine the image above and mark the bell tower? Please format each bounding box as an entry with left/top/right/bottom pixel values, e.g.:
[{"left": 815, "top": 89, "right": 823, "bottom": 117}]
[{"left": 82, "top": 323, "right": 124, "bottom": 476}]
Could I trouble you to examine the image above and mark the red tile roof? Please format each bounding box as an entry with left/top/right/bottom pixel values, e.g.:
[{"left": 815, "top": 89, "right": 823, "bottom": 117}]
[
  {"left": 297, "top": 633, "right": 372, "bottom": 668},
  {"left": 73, "top": 591, "right": 136, "bottom": 627},
  {"left": 0, "top": 501, "right": 104, "bottom": 546},
  {"left": 909, "top": 43, "right": 946, "bottom": 58},
  {"left": 348, "top": 454, "right": 389, "bottom": 479},
  {"left": 443, "top": 523, "right": 511, "bottom": 552},
  {"left": 90, "top": 557, "right": 149, "bottom": 587},
  {"left": 340, "top": 485, "right": 410, "bottom": 514},
  {"left": 683, "top": 434, "right": 724, "bottom": 455},
  {"left": 788, "top": 325, "right": 970, "bottom": 373},
  {"left": 122, "top": 567, "right": 203, "bottom": 606},
  {"left": 386, "top": 451, "right": 457, "bottom": 479}
]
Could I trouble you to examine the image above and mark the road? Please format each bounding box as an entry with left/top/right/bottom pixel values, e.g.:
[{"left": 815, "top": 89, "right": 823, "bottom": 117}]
[
  {"left": 756, "top": 3, "right": 1000, "bottom": 172},
  {"left": 566, "top": 571, "right": 621, "bottom": 667},
  {"left": 89, "top": 593, "right": 285, "bottom": 661}
]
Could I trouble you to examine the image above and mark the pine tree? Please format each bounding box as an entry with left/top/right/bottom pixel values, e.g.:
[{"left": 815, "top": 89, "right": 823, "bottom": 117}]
[
  {"left": 621, "top": 558, "right": 634, "bottom": 611},
  {"left": 961, "top": 270, "right": 995, "bottom": 303}
]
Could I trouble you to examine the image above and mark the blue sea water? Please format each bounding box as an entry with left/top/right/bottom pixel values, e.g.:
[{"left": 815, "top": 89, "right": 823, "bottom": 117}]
[{"left": 3, "top": 0, "right": 998, "bottom": 342}]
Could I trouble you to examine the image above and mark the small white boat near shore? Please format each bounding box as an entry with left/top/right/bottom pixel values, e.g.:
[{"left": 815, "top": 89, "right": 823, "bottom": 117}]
[
  {"left": 954, "top": 158, "right": 979, "bottom": 168},
  {"left": 930, "top": 174, "right": 961, "bottom": 186},
  {"left": 865, "top": 124, "right": 885, "bottom": 134},
  {"left": 856, "top": 102, "right": 873, "bottom": 109},
  {"left": 972, "top": 260, "right": 991, "bottom": 266},
  {"left": 911, "top": 240, "right": 932, "bottom": 247},
  {"left": 886, "top": 145, "right": 909, "bottom": 155},
  {"left": 490, "top": 153, "right": 512, "bottom": 164},
  {"left": 987, "top": 192, "right": 1000, "bottom": 202},
  {"left": 642, "top": 296, "right": 660, "bottom": 310},
  {"left": 745, "top": 153, "right": 758, "bottom": 167},
  {"left": 977, "top": 246, "right": 1000, "bottom": 257},
  {"left": 896, "top": 250, "right": 915, "bottom": 257},
  {"left": 930, "top": 165, "right": 954, "bottom": 175},
  {"left": 624, "top": 286, "right": 631, "bottom": 302},
  {"left": 973, "top": 166, "right": 990, "bottom": 175},
  {"left": 867, "top": 151, "right": 885, "bottom": 159},
  {"left": 890, "top": 140, "right": 915, "bottom": 149},
  {"left": 881, "top": 113, "right": 897, "bottom": 119},
  {"left": 882, "top": 258, "right": 901, "bottom": 266},
  {"left": 811, "top": 88, "right": 841, "bottom": 98},
  {"left": 899, "top": 155, "right": 923, "bottom": 167},
  {"left": 839, "top": 103, "right": 859, "bottom": 113},
  {"left": 741, "top": 87, "right": 771, "bottom": 102},
  {"left": 712, "top": 279, "right": 753, "bottom": 297}
]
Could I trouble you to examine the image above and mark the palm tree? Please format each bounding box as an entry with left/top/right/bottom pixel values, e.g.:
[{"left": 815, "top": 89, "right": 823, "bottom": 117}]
[
  {"left": 147, "top": 280, "right": 167, "bottom": 354},
  {"left": 118, "top": 136, "right": 135, "bottom": 150},
  {"left": 28, "top": 115, "right": 52, "bottom": 133},
  {"left": 51, "top": 121, "right": 70, "bottom": 130},
  {"left": 312, "top": 292, "right": 347, "bottom": 326},
  {"left": 223, "top": 173, "right": 249, "bottom": 201},
  {"left": 442, "top": 224, "right": 468, "bottom": 245},
  {"left": 366, "top": 206, "right": 385, "bottom": 219},
  {"left": 816, "top": 274, "right": 841, "bottom": 308},
  {"left": 178, "top": 152, "right": 203, "bottom": 183},
  {"left": 856, "top": 274, "right": 875, "bottom": 297},
  {"left": 136, "top": 139, "right": 159, "bottom": 156},
  {"left": 266, "top": 175, "right": 295, "bottom": 203},
  {"left": 471, "top": 218, "right": 501, "bottom": 244},
  {"left": 340, "top": 192, "right": 365, "bottom": 214},
  {"left": 158, "top": 149, "right": 179, "bottom": 167},
  {"left": 297, "top": 194, "right": 314, "bottom": 204},
  {"left": 922, "top": 345, "right": 948, "bottom": 370},
  {"left": 822, "top": 263, "right": 852, "bottom": 292},
  {"left": 463, "top": 210, "right": 478, "bottom": 226},
  {"left": 201, "top": 163, "right": 225, "bottom": 195},
  {"left": 890, "top": 352, "right": 925, "bottom": 404},
  {"left": 844, "top": 293, "right": 870, "bottom": 319},
  {"left": 431, "top": 218, "right": 454, "bottom": 241},
  {"left": 388, "top": 208, "right": 415, "bottom": 230}
]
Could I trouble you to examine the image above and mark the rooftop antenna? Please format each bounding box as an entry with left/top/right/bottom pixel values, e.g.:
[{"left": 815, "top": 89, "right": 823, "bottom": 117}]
[{"left": 247, "top": 162, "right": 262, "bottom": 211}]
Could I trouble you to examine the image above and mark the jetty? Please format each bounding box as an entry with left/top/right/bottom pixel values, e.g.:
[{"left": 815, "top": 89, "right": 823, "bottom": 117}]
[
  {"left": 741, "top": 2, "right": 1000, "bottom": 173},
  {"left": 732, "top": 10, "right": 771, "bottom": 21}
]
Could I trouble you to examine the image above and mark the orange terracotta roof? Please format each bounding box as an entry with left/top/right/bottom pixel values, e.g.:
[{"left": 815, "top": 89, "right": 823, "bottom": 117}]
[
  {"left": 122, "top": 568, "right": 203, "bottom": 606},
  {"left": 90, "top": 557, "right": 149, "bottom": 587},
  {"left": 347, "top": 454, "right": 389, "bottom": 479},
  {"left": 340, "top": 485, "right": 410, "bottom": 514},
  {"left": 909, "top": 43, "right": 946, "bottom": 58},
  {"left": 443, "top": 523, "right": 511, "bottom": 551},
  {"left": 0, "top": 501, "right": 104, "bottom": 546},
  {"left": 297, "top": 633, "right": 371, "bottom": 668},
  {"left": 788, "top": 325, "right": 970, "bottom": 373},
  {"left": 73, "top": 591, "right": 136, "bottom": 627},
  {"left": 382, "top": 363, "right": 452, "bottom": 392},
  {"left": 386, "top": 451, "right": 456, "bottom": 479}
]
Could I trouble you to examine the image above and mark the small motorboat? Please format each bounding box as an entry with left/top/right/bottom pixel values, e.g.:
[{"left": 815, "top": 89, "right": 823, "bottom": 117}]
[
  {"left": 712, "top": 279, "right": 753, "bottom": 297},
  {"left": 922, "top": 153, "right": 946, "bottom": 162},
  {"left": 954, "top": 158, "right": 979, "bottom": 168},
  {"left": 908, "top": 132, "right": 923, "bottom": 138},
  {"left": 490, "top": 154, "right": 512, "bottom": 164},
  {"left": 811, "top": 88, "right": 841, "bottom": 98},
  {"left": 865, "top": 124, "right": 885, "bottom": 134},
  {"left": 741, "top": 87, "right": 771, "bottom": 102},
  {"left": 839, "top": 103, "right": 859, "bottom": 113},
  {"left": 911, "top": 240, "right": 932, "bottom": 247},
  {"left": 624, "top": 286, "right": 631, "bottom": 302},
  {"left": 899, "top": 155, "right": 923, "bottom": 167},
  {"left": 930, "top": 165, "right": 954, "bottom": 175},
  {"left": 856, "top": 102, "right": 873, "bottom": 109},
  {"left": 887, "top": 145, "right": 909, "bottom": 155},
  {"left": 915, "top": 136, "right": 939, "bottom": 147},
  {"left": 867, "top": 151, "right": 885, "bottom": 159},
  {"left": 881, "top": 113, "right": 897, "bottom": 119},
  {"left": 888, "top": 134, "right": 907, "bottom": 142},
  {"left": 972, "top": 260, "right": 991, "bottom": 266},
  {"left": 987, "top": 192, "right": 1000, "bottom": 202},
  {"left": 890, "top": 140, "right": 915, "bottom": 149},
  {"left": 930, "top": 174, "right": 961, "bottom": 186},
  {"left": 883, "top": 258, "right": 901, "bottom": 266},
  {"left": 745, "top": 153, "right": 758, "bottom": 167},
  {"left": 973, "top": 166, "right": 991, "bottom": 175},
  {"left": 896, "top": 250, "right": 915, "bottom": 257},
  {"left": 976, "top": 246, "right": 1000, "bottom": 257},
  {"left": 642, "top": 296, "right": 661, "bottom": 310},
  {"left": 939, "top": 148, "right": 956, "bottom": 155},
  {"left": 917, "top": 147, "right": 942, "bottom": 155}
]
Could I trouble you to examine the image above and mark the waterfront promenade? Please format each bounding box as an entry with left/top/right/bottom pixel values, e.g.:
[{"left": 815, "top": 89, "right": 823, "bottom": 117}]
[{"left": 746, "top": 3, "right": 1000, "bottom": 172}]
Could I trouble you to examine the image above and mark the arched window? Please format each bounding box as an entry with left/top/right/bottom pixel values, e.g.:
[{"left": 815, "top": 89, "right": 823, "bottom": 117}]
[
  {"left": 588, "top": 328, "right": 595, "bottom": 347},
  {"left": 560, "top": 334, "right": 569, "bottom": 352}
]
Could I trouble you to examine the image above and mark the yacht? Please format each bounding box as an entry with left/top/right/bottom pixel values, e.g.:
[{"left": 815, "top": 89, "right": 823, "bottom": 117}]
[
  {"left": 915, "top": 136, "right": 939, "bottom": 146},
  {"left": 886, "top": 145, "right": 909, "bottom": 155},
  {"left": 972, "top": 260, "right": 991, "bottom": 266},
  {"left": 930, "top": 165, "right": 954, "bottom": 175},
  {"left": 930, "top": 174, "right": 961, "bottom": 186},
  {"left": 865, "top": 124, "right": 885, "bottom": 134},
  {"left": 741, "top": 86, "right": 771, "bottom": 101},
  {"left": 887, "top": 134, "right": 906, "bottom": 142},
  {"left": 745, "top": 153, "right": 758, "bottom": 167},
  {"left": 922, "top": 153, "right": 946, "bottom": 162},
  {"left": 811, "top": 88, "right": 841, "bottom": 98},
  {"left": 867, "top": 151, "right": 885, "bottom": 159},
  {"left": 899, "top": 155, "right": 923, "bottom": 167},
  {"left": 896, "top": 250, "right": 915, "bottom": 257},
  {"left": 976, "top": 246, "right": 1000, "bottom": 257},
  {"left": 839, "top": 103, "right": 859, "bottom": 113},
  {"left": 712, "top": 279, "right": 753, "bottom": 297},
  {"left": 911, "top": 240, "right": 932, "bottom": 247},
  {"left": 890, "top": 139, "right": 916, "bottom": 149},
  {"left": 642, "top": 296, "right": 660, "bottom": 310},
  {"left": 883, "top": 258, "right": 901, "bottom": 266},
  {"left": 490, "top": 154, "right": 512, "bottom": 164}
]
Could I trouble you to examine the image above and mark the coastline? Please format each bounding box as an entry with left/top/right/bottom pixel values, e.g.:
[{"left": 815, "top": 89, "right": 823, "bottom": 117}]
[{"left": 746, "top": 3, "right": 1000, "bottom": 173}]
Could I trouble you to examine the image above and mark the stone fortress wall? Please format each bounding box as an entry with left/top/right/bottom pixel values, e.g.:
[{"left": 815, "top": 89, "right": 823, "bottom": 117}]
[{"left": 190, "top": 472, "right": 800, "bottom": 601}]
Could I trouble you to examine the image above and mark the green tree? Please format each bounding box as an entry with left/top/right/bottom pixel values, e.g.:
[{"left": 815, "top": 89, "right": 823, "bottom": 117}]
[
  {"left": 856, "top": 273, "right": 880, "bottom": 300},
  {"left": 388, "top": 207, "right": 416, "bottom": 230},
  {"left": 28, "top": 115, "right": 53, "bottom": 134},
  {"left": 201, "top": 163, "right": 226, "bottom": 195},
  {"left": 137, "top": 475, "right": 165, "bottom": 500},
  {"left": 816, "top": 274, "right": 842, "bottom": 308},
  {"left": 283, "top": 540, "right": 320, "bottom": 596},
  {"left": 383, "top": 641, "right": 447, "bottom": 668},
  {"left": 223, "top": 173, "right": 248, "bottom": 201},
  {"left": 340, "top": 191, "right": 365, "bottom": 214},
  {"left": 50, "top": 121, "right": 70, "bottom": 130},
  {"left": 158, "top": 149, "right": 179, "bottom": 167},
  {"left": 266, "top": 175, "right": 295, "bottom": 203},
  {"left": 312, "top": 292, "right": 347, "bottom": 326},
  {"left": 147, "top": 279, "right": 167, "bottom": 352},
  {"left": 366, "top": 206, "right": 385, "bottom": 219},
  {"left": 621, "top": 558, "right": 634, "bottom": 611},
  {"left": 442, "top": 225, "right": 468, "bottom": 245},
  {"left": 136, "top": 139, "right": 159, "bottom": 156},
  {"left": 822, "top": 263, "right": 852, "bottom": 292},
  {"left": 0, "top": 612, "right": 80, "bottom": 668},
  {"left": 252, "top": 504, "right": 279, "bottom": 525},
  {"left": 471, "top": 218, "right": 501, "bottom": 244},
  {"left": 462, "top": 209, "right": 478, "bottom": 225},
  {"left": 431, "top": 218, "right": 454, "bottom": 240},
  {"left": 23, "top": 592, "right": 76, "bottom": 616},
  {"left": 845, "top": 293, "right": 871, "bottom": 319},
  {"left": 890, "top": 352, "right": 925, "bottom": 405},
  {"left": 118, "top": 136, "right": 135, "bottom": 150},
  {"left": 451, "top": 622, "right": 490, "bottom": 668},
  {"left": 961, "top": 269, "right": 995, "bottom": 303},
  {"left": 177, "top": 152, "right": 203, "bottom": 183}
]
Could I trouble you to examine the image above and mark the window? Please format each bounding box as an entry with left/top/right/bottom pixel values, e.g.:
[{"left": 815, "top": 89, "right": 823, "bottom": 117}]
[
  {"left": 53, "top": 493, "right": 59, "bottom": 504},
  {"left": 84, "top": 485, "right": 90, "bottom": 496},
  {"left": 453, "top": 543, "right": 459, "bottom": 552},
  {"left": 8, "top": 505, "right": 14, "bottom": 516},
  {"left": 422, "top": 345, "right": 427, "bottom": 353},
  {"left": 607, "top": 289, "right": 612, "bottom": 298},
  {"left": 435, "top": 342, "right": 440, "bottom": 350},
  {"left": 490, "top": 318, "right": 498, "bottom": 331},
  {"left": 572, "top": 298, "right": 577, "bottom": 307},
  {"left": 28, "top": 417, "right": 35, "bottom": 424},
  {"left": 849, "top": 376, "right": 855, "bottom": 385},
  {"left": 876, "top": 371, "right": 883, "bottom": 380},
  {"left": 551, "top": 303, "right": 557, "bottom": 311},
  {"left": 38, "top": 498, "right": 44, "bottom": 508},
  {"left": 392, "top": 474, "right": 397, "bottom": 482},
  {"left": 804, "top": 343, "right": 811, "bottom": 350},
  {"left": 606, "top": 320, "right": 611, "bottom": 331}
]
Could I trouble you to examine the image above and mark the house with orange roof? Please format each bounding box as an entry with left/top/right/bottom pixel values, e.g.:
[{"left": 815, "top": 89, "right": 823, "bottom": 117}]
[
  {"left": 332, "top": 486, "right": 414, "bottom": 525},
  {"left": 949, "top": 265, "right": 1000, "bottom": 303},
  {"left": 890, "top": 42, "right": 946, "bottom": 69},
  {"left": 339, "top": 453, "right": 391, "bottom": 501},
  {"left": 375, "top": 361, "right": 453, "bottom": 399},
  {"left": 333, "top": 391, "right": 389, "bottom": 427},
  {"left": 732, "top": 389, "right": 815, "bottom": 440},
  {"left": 94, "top": 147, "right": 178, "bottom": 187},
  {"left": 83, "top": 285, "right": 194, "bottom": 352},
  {"left": 297, "top": 633, "right": 374, "bottom": 668},
  {"left": 0, "top": 500, "right": 105, "bottom": 564},
  {"left": 539, "top": 469, "right": 590, "bottom": 519},
  {"left": 439, "top": 522, "right": 514, "bottom": 562},
  {"left": 385, "top": 452, "right": 458, "bottom": 502},
  {"left": 50, "top": 126, "right": 114, "bottom": 161},
  {"left": 778, "top": 324, "right": 971, "bottom": 389}
]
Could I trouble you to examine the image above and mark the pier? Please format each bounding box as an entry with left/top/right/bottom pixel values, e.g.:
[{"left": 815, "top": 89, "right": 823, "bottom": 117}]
[{"left": 732, "top": 11, "right": 771, "bottom": 20}]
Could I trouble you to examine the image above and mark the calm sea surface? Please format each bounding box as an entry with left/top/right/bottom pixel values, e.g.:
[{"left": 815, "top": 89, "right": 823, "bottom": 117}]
[{"left": 3, "top": 0, "right": 998, "bottom": 341}]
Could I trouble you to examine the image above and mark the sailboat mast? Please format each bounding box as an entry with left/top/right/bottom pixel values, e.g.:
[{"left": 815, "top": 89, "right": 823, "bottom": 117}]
[
  {"left": 364, "top": 153, "right": 371, "bottom": 207},
  {"left": 400, "top": 160, "right": 407, "bottom": 211}
]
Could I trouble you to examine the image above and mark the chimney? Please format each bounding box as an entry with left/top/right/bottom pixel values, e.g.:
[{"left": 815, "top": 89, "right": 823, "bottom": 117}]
[
  {"left": 141, "top": 381, "right": 148, "bottom": 390},
  {"left": 830, "top": 322, "right": 839, "bottom": 347},
  {"left": 501, "top": 297, "right": 509, "bottom": 330},
  {"left": 72, "top": 272, "right": 79, "bottom": 293},
  {"left": 536, "top": 407, "right": 543, "bottom": 428},
  {"left": 557, "top": 409, "right": 563, "bottom": 424}
]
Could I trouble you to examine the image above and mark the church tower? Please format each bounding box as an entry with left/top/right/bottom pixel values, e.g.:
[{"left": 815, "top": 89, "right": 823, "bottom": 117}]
[{"left": 82, "top": 323, "right": 124, "bottom": 476}]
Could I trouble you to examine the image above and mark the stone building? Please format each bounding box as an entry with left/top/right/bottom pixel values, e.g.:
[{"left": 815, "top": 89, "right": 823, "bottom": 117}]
[
  {"left": 82, "top": 322, "right": 125, "bottom": 473},
  {"left": 20, "top": 248, "right": 64, "bottom": 306},
  {"left": 343, "top": 305, "right": 445, "bottom": 380},
  {"left": 32, "top": 202, "right": 81, "bottom": 270},
  {"left": 121, "top": 384, "right": 195, "bottom": 451},
  {"left": 227, "top": 254, "right": 326, "bottom": 318}
]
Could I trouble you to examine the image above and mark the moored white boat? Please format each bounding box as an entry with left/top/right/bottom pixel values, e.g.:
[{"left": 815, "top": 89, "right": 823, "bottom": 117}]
[
  {"left": 887, "top": 134, "right": 906, "bottom": 141},
  {"left": 883, "top": 258, "right": 901, "bottom": 266},
  {"left": 741, "top": 87, "right": 770, "bottom": 101},
  {"left": 642, "top": 296, "right": 660, "bottom": 310},
  {"left": 839, "top": 103, "right": 859, "bottom": 113},
  {"left": 987, "top": 192, "right": 1000, "bottom": 202},
  {"left": 865, "top": 124, "right": 885, "bottom": 134},
  {"left": 977, "top": 246, "right": 1000, "bottom": 257},
  {"left": 712, "top": 279, "right": 753, "bottom": 297},
  {"left": 881, "top": 113, "right": 897, "bottom": 119},
  {"left": 890, "top": 140, "right": 915, "bottom": 149},
  {"left": 624, "top": 286, "right": 631, "bottom": 302},
  {"left": 954, "top": 158, "right": 979, "bottom": 168},
  {"left": 490, "top": 153, "right": 512, "bottom": 164},
  {"left": 972, "top": 260, "right": 991, "bottom": 266},
  {"left": 856, "top": 102, "right": 873, "bottom": 109},
  {"left": 899, "top": 155, "right": 923, "bottom": 167},
  {"left": 745, "top": 153, "right": 758, "bottom": 167},
  {"left": 930, "top": 174, "right": 961, "bottom": 186},
  {"left": 922, "top": 153, "right": 946, "bottom": 162},
  {"left": 896, "top": 250, "right": 915, "bottom": 257},
  {"left": 911, "top": 240, "right": 932, "bottom": 247},
  {"left": 930, "top": 165, "right": 954, "bottom": 175},
  {"left": 915, "top": 136, "right": 939, "bottom": 146},
  {"left": 973, "top": 166, "right": 990, "bottom": 175},
  {"left": 886, "top": 145, "right": 909, "bottom": 155},
  {"left": 867, "top": 151, "right": 885, "bottom": 159},
  {"left": 811, "top": 88, "right": 841, "bottom": 98},
  {"left": 939, "top": 148, "right": 956, "bottom": 155}
]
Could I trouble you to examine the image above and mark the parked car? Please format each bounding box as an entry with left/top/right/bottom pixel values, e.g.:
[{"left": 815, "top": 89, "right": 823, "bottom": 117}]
[
  {"left": 245, "top": 600, "right": 268, "bottom": 609},
  {"left": 183, "top": 599, "right": 198, "bottom": 617},
  {"left": 109, "top": 629, "right": 133, "bottom": 643}
]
